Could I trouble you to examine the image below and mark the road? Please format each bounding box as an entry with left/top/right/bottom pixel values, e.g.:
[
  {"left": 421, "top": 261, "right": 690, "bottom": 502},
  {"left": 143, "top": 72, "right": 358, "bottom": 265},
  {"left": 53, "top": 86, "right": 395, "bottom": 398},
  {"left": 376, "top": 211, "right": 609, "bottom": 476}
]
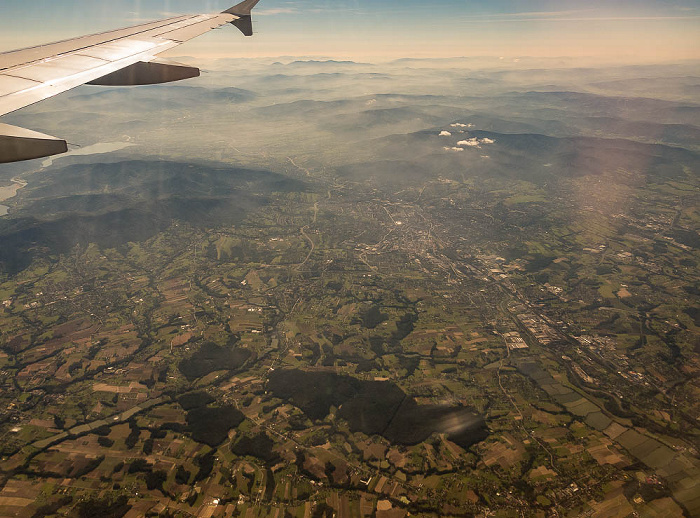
[{"left": 297, "top": 226, "right": 315, "bottom": 270}]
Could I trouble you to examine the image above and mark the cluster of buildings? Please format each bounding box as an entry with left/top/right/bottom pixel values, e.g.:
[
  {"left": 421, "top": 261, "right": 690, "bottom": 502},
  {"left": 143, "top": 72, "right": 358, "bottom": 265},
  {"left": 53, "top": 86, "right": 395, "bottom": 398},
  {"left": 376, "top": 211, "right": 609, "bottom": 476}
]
[{"left": 509, "top": 303, "right": 562, "bottom": 347}]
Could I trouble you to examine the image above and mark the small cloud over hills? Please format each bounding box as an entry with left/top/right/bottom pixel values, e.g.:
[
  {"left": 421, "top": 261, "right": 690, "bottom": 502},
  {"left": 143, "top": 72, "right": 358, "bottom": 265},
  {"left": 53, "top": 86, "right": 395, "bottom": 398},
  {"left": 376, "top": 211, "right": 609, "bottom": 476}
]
[{"left": 456, "top": 136, "right": 497, "bottom": 149}]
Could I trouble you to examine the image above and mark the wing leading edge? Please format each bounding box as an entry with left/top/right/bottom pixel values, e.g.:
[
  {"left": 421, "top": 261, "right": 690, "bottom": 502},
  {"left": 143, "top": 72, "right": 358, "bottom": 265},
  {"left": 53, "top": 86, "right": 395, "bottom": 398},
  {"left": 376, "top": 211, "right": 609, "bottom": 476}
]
[{"left": 0, "top": 0, "right": 262, "bottom": 164}]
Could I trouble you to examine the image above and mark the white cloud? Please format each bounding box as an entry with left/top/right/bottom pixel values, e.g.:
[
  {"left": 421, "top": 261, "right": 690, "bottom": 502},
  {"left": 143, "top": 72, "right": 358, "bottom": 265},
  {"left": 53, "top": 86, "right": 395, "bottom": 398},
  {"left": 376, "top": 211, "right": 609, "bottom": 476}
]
[
  {"left": 456, "top": 136, "right": 496, "bottom": 149},
  {"left": 257, "top": 8, "right": 299, "bottom": 16},
  {"left": 443, "top": 147, "right": 464, "bottom": 152},
  {"left": 451, "top": 123, "right": 474, "bottom": 128},
  {"left": 439, "top": 131, "right": 452, "bottom": 137}
]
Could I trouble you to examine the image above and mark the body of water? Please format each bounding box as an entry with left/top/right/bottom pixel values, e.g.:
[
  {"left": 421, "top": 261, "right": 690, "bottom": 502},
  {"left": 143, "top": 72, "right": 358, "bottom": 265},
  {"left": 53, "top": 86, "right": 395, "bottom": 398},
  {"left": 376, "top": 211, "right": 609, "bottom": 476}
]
[
  {"left": 0, "top": 181, "right": 24, "bottom": 218},
  {"left": 41, "top": 141, "right": 134, "bottom": 168}
]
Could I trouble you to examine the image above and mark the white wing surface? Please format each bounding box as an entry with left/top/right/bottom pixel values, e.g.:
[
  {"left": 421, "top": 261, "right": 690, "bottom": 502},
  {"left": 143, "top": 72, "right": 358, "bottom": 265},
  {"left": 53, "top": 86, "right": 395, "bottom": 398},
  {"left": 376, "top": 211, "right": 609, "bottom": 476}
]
[{"left": 0, "top": 0, "right": 261, "bottom": 163}]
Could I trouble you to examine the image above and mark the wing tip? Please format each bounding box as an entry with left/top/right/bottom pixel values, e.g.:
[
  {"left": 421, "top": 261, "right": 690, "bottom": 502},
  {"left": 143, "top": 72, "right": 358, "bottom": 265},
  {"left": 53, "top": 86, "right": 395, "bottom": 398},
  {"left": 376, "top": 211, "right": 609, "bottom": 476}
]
[
  {"left": 224, "top": 0, "right": 260, "bottom": 36},
  {"left": 223, "top": 0, "right": 261, "bottom": 16}
]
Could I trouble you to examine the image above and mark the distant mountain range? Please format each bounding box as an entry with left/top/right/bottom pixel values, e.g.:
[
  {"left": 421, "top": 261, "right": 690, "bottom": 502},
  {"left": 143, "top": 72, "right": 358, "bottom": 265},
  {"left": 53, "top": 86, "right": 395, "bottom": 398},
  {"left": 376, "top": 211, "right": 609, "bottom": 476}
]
[{"left": 338, "top": 128, "right": 700, "bottom": 187}]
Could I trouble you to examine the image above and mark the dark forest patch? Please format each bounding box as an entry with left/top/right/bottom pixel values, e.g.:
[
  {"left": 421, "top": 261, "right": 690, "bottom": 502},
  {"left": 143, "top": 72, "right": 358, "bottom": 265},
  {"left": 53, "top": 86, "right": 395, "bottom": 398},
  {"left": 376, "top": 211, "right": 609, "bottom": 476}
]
[
  {"left": 74, "top": 495, "right": 131, "bottom": 518},
  {"left": 525, "top": 254, "right": 555, "bottom": 272},
  {"left": 357, "top": 305, "right": 388, "bottom": 329},
  {"left": 671, "top": 229, "right": 700, "bottom": 249},
  {"left": 683, "top": 307, "right": 700, "bottom": 327},
  {"left": 231, "top": 432, "right": 280, "bottom": 465},
  {"left": 267, "top": 369, "right": 487, "bottom": 448},
  {"left": 178, "top": 342, "right": 252, "bottom": 380},
  {"left": 391, "top": 312, "right": 418, "bottom": 344},
  {"left": 177, "top": 391, "right": 215, "bottom": 410},
  {"left": 185, "top": 405, "right": 245, "bottom": 447}
]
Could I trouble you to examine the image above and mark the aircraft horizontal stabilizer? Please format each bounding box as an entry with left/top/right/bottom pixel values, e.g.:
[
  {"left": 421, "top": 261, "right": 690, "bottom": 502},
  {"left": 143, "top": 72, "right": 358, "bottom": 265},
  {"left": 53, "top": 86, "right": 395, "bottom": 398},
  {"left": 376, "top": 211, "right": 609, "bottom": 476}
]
[{"left": 0, "top": 124, "right": 67, "bottom": 164}]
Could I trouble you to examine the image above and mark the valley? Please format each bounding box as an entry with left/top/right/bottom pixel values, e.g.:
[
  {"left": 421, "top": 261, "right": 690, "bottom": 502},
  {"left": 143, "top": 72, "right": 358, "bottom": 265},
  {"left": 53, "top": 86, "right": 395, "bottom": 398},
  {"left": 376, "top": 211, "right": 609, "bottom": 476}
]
[{"left": 0, "top": 56, "right": 698, "bottom": 517}]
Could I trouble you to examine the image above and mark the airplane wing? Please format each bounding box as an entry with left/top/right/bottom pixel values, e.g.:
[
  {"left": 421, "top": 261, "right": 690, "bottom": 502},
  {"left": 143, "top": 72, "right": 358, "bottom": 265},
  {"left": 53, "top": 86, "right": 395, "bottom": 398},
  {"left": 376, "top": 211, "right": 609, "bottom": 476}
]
[{"left": 0, "top": 0, "right": 261, "bottom": 163}]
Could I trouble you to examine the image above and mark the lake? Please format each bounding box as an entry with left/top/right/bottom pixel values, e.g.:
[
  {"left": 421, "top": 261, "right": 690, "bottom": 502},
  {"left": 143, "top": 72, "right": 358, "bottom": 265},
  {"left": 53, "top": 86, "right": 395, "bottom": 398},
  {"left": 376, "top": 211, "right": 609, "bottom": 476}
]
[
  {"left": 40, "top": 141, "right": 134, "bottom": 168},
  {"left": 0, "top": 181, "right": 24, "bottom": 217}
]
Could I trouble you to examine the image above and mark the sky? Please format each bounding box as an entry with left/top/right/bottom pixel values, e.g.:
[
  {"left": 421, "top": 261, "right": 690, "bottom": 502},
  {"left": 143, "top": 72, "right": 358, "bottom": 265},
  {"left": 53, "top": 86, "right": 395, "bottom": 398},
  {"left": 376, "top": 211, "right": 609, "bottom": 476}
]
[{"left": 0, "top": 0, "right": 699, "bottom": 62}]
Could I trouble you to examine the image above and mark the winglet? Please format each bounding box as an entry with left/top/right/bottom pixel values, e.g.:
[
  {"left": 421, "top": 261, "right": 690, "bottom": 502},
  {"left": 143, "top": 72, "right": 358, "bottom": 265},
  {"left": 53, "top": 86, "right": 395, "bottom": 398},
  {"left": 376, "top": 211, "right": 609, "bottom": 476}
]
[
  {"left": 224, "top": 0, "right": 261, "bottom": 36},
  {"left": 224, "top": 0, "right": 261, "bottom": 16}
]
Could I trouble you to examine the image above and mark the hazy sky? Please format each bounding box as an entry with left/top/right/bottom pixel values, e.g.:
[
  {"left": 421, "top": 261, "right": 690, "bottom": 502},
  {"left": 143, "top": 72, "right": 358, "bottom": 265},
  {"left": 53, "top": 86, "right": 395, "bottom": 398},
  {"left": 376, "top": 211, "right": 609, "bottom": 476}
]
[{"left": 1, "top": 0, "right": 699, "bottom": 62}]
